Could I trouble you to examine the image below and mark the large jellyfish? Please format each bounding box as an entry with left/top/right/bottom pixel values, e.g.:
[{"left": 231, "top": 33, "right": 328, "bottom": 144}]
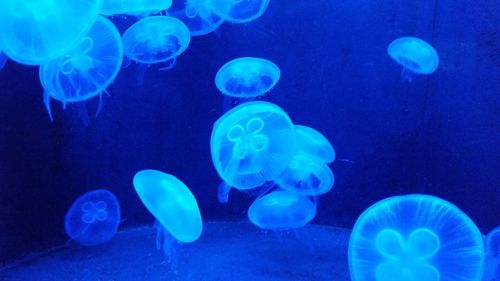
[
  {"left": 211, "top": 0, "right": 270, "bottom": 24},
  {"left": 387, "top": 37, "right": 439, "bottom": 82},
  {"left": 168, "top": 0, "right": 224, "bottom": 36},
  {"left": 0, "top": 0, "right": 103, "bottom": 65},
  {"left": 215, "top": 57, "right": 280, "bottom": 98},
  {"left": 64, "top": 189, "right": 121, "bottom": 246},
  {"left": 483, "top": 226, "right": 500, "bottom": 281},
  {"left": 39, "top": 16, "right": 123, "bottom": 120},
  {"left": 348, "top": 194, "right": 485, "bottom": 281},
  {"left": 101, "top": 0, "right": 172, "bottom": 16},
  {"left": 211, "top": 101, "right": 297, "bottom": 190}
]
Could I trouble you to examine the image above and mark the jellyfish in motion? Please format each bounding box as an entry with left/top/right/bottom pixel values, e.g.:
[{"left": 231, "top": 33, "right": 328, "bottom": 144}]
[
  {"left": 0, "top": 51, "right": 7, "bottom": 71},
  {"left": 168, "top": 0, "right": 224, "bottom": 36},
  {"left": 64, "top": 189, "right": 121, "bottom": 246},
  {"left": 387, "top": 37, "right": 439, "bottom": 82},
  {"left": 348, "top": 194, "right": 484, "bottom": 281},
  {"left": 211, "top": 101, "right": 297, "bottom": 190},
  {"left": 483, "top": 226, "right": 500, "bottom": 281},
  {"left": 101, "top": 0, "right": 172, "bottom": 16},
  {"left": 211, "top": 0, "right": 270, "bottom": 24},
  {"left": 0, "top": 0, "right": 103, "bottom": 65}
]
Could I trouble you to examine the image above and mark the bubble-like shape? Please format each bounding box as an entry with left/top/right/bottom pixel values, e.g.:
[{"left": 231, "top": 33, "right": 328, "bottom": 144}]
[
  {"left": 168, "top": 0, "right": 224, "bottom": 36},
  {"left": 101, "top": 0, "right": 172, "bottom": 16},
  {"left": 215, "top": 57, "right": 280, "bottom": 98},
  {"left": 348, "top": 194, "right": 484, "bottom": 281},
  {"left": 133, "top": 169, "right": 202, "bottom": 243},
  {"left": 483, "top": 226, "right": 500, "bottom": 281},
  {"left": 387, "top": 37, "right": 439, "bottom": 76},
  {"left": 247, "top": 190, "right": 316, "bottom": 230},
  {"left": 211, "top": 101, "right": 297, "bottom": 190},
  {"left": 0, "top": 0, "right": 103, "bottom": 65},
  {"left": 294, "top": 125, "right": 335, "bottom": 164},
  {"left": 122, "top": 16, "right": 191, "bottom": 64},
  {"left": 211, "top": 0, "right": 270, "bottom": 24},
  {"left": 64, "top": 189, "right": 121, "bottom": 246}
]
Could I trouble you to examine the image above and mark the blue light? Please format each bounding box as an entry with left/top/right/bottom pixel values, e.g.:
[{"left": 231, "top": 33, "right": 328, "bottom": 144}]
[
  {"left": 211, "top": 0, "right": 270, "bottom": 24},
  {"left": 101, "top": 0, "right": 172, "bottom": 16},
  {"left": 168, "top": 0, "right": 224, "bottom": 36}
]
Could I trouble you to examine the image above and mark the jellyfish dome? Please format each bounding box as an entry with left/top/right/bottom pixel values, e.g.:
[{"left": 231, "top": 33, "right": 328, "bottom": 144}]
[
  {"left": 101, "top": 0, "right": 172, "bottom": 16},
  {"left": 122, "top": 16, "right": 191, "bottom": 64},
  {"left": 211, "top": 101, "right": 297, "bottom": 190},
  {"left": 215, "top": 57, "right": 281, "bottom": 98},
  {"left": 0, "top": 0, "right": 103, "bottom": 65},
  {"left": 248, "top": 190, "right": 316, "bottom": 230},
  {"left": 483, "top": 226, "right": 500, "bottom": 281},
  {"left": 348, "top": 194, "right": 485, "bottom": 281},
  {"left": 168, "top": 0, "right": 224, "bottom": 36},
  {"left": 64, "top": 189, "right": 121, "bottom": 246},
  {"left": 133, "top": 169, "right": 202, "bottom": 243},
  {"left": 211, "top": 0, "right": 270, "bottom": 24},
  {"left": 294, "top": 125, "right": 335, "bottom": 164},
  {"left": 387, "top": 37, "right": 439, "bottom": 80}
]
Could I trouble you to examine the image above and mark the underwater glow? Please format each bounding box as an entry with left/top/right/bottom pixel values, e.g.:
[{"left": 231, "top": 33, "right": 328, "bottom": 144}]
[
  {"left": 122, "top": 16, "right": 191, "bottom": 64},
  {"left": 483, "top": 226, "right": 500, "bottom": 281},
  {"left": 247, "top": 190, "right": 316, "bottom": 230},
  {"left": 211, "top": 0, "right": 270, "bottom": 24},
  {"left": 211, "top": 101, "right": 297, "bottom": 190},
  {"left": 64, "top": 189, "right": 121, "bottom": 246},
  {"left": 294, "top": 125, "right": 335, "bottom": 164},
  {"left": 0, "top": 0, "right": 103, "bottom": 65},
  {"left": 133, "top": 169, "right": 202, "bottom": 243},
  {"left": 387, "top": 37, "right": 439, "bottom": 81},
  {"left": 348, "top": 194, "right": 485, "bottom": 281},
  {"left": 101, "top": 0, "right": 172, "bottom": 16},
  {"left": 215, "top": 57, "right": 281, "bottom": 98},
  {"left": 168, "top": 0, "right": 224, "bottom": 36},
  {"left": 0, "top": 51, "right": 7, "bottom": 71}
]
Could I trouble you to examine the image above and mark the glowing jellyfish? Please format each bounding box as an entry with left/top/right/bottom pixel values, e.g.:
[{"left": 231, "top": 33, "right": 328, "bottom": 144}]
[
  {"left": 294, "top": 125, "right": 335, "bottom": 164},
  {"left": 211, "top": 101, "right": 297, "bottom": 190},
  {"left": 122, "top": 16, "right": 191, "bottom": 64},
  {"left": 215, "top": 57, "right": 280, "bottom": 98},
  {"left": 101, "top": 0, "right": 172, "bottom": 16},
  {"left": 211, "top": 0, "right": 270, "bottom": 24},
  {"left": 64, "top": 189, "right": 121, "bottom": 246},
  {"left": 39, "top": 16, "right": 123, "bottom": 120},
  {"left": 248, "top": 190, "right": 316, "bottom": 230},
  {"left": 0, "top": 51, "right": 7, "bottom": 71},
  {"left": 0, "top": 0, "right": 103, "bottom": 65},
  {"left": 168, "top": 0, "right": 224, "bottom": 36},
  {"left": 483, "top": 226, "right": 500, "bottom": 281},
  {"left": 348, "top": 194, "right": 485, "bottom": 281},
  {"left": 387, "top": 37, "right": 439, "bottom": 82}
]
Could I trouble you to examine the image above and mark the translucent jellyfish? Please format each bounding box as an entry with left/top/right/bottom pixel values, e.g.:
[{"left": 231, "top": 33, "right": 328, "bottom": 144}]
[
  {"left": 211, "top": 0, "right": 270, "bottom": 24},
  {"left": 122, "top": 16, "right": 191, "bottom": 64},
  {"left": 39, "top": 16, "right": 123, "bottom": 120},
  {"left": 211, "top": 101, "right": 297, "bottom": 190},
  {"left": 215, "top": 57, "right": 280, "bottom": 98},
  {"left": 387, "top": 37, "right": 439, "bottom": 82},
  {"left": 294, "top": 125, "right": 335, "bottom": 164},
  {"left": 168, "top": 0, "right": 224, "bottom": 36},
  {"left": 483, "top": 226, "right": 500, "bottom": 281},
  {"left": 64, "top": 189, "right": 121, "bottom": 246},
  {"left": 247, "top": 190, "right": 316, "bottom": 230},
  {"left": 348, "top": 194, "right": 485, "bottom": 281},
  {"left": 0, "top": 0, "right": 103, "bottom": 65},
  {"left": 101, "top": 0, "right": 172, "bottom": 16},
  {"left": 0, "top": 51, "right": 7, "bottom": 71}
]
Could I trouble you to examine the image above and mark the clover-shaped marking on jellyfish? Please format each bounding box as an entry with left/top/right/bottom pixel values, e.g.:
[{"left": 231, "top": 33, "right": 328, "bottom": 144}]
[
  {"left": 227, "top": 117, "right": 269, "bottom": 159},
  {"left": 80, "top": 200, "right": 108, "bottom": 224},
  {"left": 60, "top": 37, "right": 95, "bottom": 75}
]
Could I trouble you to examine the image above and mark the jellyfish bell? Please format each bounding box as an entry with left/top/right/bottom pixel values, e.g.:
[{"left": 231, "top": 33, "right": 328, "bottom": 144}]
[
  {"left": 294, "top": 125, "right": 335, "bottom": 164},
  {"left": 483, "top": 226, "right": 500, "bottom": 281},
  {"left": 100, "top": 0, "right": 172, "bottom": 16},
  {"left": 211, "top": 0, "right": 270, "bottom": 24},
  {"left": 168, "top": 0, "right": 224, "bottom": 36},
  {"left": 348, "top": 194, "right": 484, "bottom": 281}
]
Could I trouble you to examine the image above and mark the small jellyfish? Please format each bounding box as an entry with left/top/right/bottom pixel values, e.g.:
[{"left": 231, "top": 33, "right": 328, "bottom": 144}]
[
  {"left": 294, "top": 125, "right": 335, "bottom": 164},
  {"left": 483, "top": 226, "right": 500, "bottom": 281},
  {"left": 64, "top": 189, "right": 121, "bottom": 246},
  {"left": 0, "top": 51, "right": 7, "bottom": 71},
  {"left": 39, "top": 16, "right": 123, "bottom": 120},
  {"left": 168, "top": 0, "right": 224, "bottom": 36},
  {"left": 387, "top": 37, "right": 439, "bottom": 82},
  {"left": 348, "top": 194, "right": 485, "bottom": 281},
  {"left": 211, "top": 0, "right": 270, "bottom": 24},
  {"left": 101, "top": 0, "right": 172, "bottom": 16},
  {"left": 215, "top": 57, "right": 280, "bottom": 98},
  {"left": 211, "top": 101, "right": 297, "bottom": 190},
  {"left": 247, "top": 190, "right": 316, "bottom": 230},
  {"left": 0, "top": 0, "right": 103, "bottom": 65}
]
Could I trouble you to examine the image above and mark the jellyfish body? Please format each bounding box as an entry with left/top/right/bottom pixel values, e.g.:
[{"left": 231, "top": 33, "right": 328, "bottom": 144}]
[
  {"left": 0, "top": 51, "right": 7, "bottom": 71},
  {"left": 101, "top": 0, "right": 172, "bottom": 16},
  {"left": 168, "top": 0, "right": 224, "bottom": 36},
  {"left": 122, "top": 16, "right": 191, "bottom": 64},
  {"left": 211, "top": 101, "right": 297, "bottom": 190},
  {"left": 0, "top": 0, "right": 103, "bottom": 65},
  {"left": 483, "top": 226, "right": 500, "bottom": 281},
  {"left": 294, "top": 125, "right": 335, "bottom": 164},
  {"left": 247, "top": 190, "right": 316, "bottom": 230},
  {"left": 387, "top": 37, "right": 439, "bottom": 82},
  {"left": 348, "top": 194, "right": 485, "bottom": 281},
  {"left": 215, "top": 57, "right": 280, "bottom": 98},
  {"left": 64, "top": 189, "right": 121, "bottom": 246},
  {"left": 211, "top": 0, "right": 270, "bottom": 24}
]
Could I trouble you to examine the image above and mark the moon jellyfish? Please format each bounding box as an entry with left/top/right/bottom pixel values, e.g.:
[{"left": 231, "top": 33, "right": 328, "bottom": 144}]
[
  {"left": 211, "top": 0, "right": 270, "bottom": 24},
  {"left": 248, "top": 190, "right": 316, "bottom": 230},
  {"left": 215, "top": 57, "right": 280, "bottom": 98},
  {"left": 64, "top": 189, "right": 121, "bottom": 246},
  {"left": 211, "top": 101, "right": 297, "bottom": 190},
  {"left": 168, "top": 0, "right": 224, "bottom": 36},
  {"left": 101, "top": 0, "right": 172, "bottom": 16},
  {"left": 348, "top": 194, "right": 484, "bottom": 281},
  {"left": 39, "top": 16, "right": 123, "bottom": 120},
  {"left": 0, "top": 51, "right": 7, "bottom": 71},
  {"left": 387, "top": 37, "right": 439, "bottom": 82},
  {"left": 294, "top": 125, "right": 335, "bottom": 164},
  {"left": 0, "top": 0, "right": 103, "bottom": 65},
  {"left": 483, "top": 226, "right": 500, "bottom": 281}
]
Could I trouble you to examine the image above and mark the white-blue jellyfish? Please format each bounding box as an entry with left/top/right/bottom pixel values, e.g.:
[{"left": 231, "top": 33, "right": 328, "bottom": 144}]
[
  {"left": 100, "top": 0, "right": 172, "bottom": 16},
  {"left": 387, "top": 37, "right": 439, "bottom": 82},
  {"left": 168, "top": 0, "right": 224, "bottom": 36},
  {"left": 348, "top": 194, "right": 485, "bottom": 281},
  {"left": 39, "top": 16, "right": 123, "bottom": 121},
  {"left": 0, "top": 51, "right": 7, "bottom": 71},
  {"left": 483, "top": 226, "right": 500, "bottom": 281},
  {"left": 211, "top": 0, "right": 270, "bottom": 24},
  {"left": 0, "top": 0, "right": 103, "bottom": 65},
  {"left": 64, "top": 189, "right": 121, "bottom": 246}
]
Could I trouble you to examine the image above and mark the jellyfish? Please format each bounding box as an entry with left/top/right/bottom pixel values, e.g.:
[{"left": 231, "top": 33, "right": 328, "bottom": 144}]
[
  {"left": 0, "top": 51, "right": 7, "bottom": 71},
  {"left": 387, "top": 37, "right": 439, "bottom": 82},
  {"left": 483, "top": 226, "right": 500, "bottom": 281},
  {"left": 211, "top": 0, "right": 270, "bottom": 24},
  {"left": 100, "top": 0, "right": 172, "bottom": 16},
  {"left": 247, "top": 190, "right": 316, "bottom": 230},
  {"left": 39, "top": 16, "right": 123, "bottom": 121},
  {"left": 348, "top": 194, "right": 485, "bottom": 281},
  {"left": 0, "top": 0, "right": 103, "bottom": 65},
  {"left": 294, "top": 125, "right": 335, "bottom": 164},
  {"left": 168, "top": 0, "right": 224, "bottom": 36},
  {"left": 211, "top": 101, "right": 297, "bottom": 190},
  {"left": 64, "top": 189, "right": 121, "bottom": 246}
]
